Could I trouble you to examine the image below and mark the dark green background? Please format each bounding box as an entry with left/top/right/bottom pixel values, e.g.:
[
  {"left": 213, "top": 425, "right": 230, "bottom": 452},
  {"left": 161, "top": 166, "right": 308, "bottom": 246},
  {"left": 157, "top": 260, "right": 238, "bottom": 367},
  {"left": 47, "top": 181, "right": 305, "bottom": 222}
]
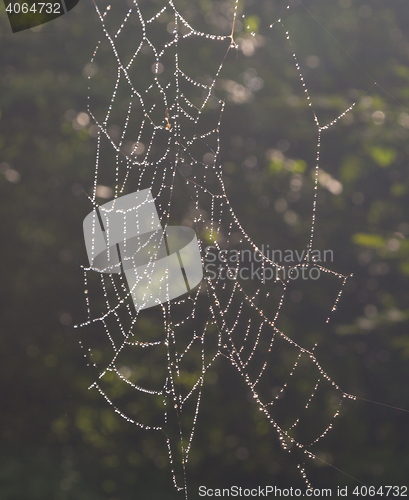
[{"left": 1, "top": 0, "right": 409, "bottom": 498}]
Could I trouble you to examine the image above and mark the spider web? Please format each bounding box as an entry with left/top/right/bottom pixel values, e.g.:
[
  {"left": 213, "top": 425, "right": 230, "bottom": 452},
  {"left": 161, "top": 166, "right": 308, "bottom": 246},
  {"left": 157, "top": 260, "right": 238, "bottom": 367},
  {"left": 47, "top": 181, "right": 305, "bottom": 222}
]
[{"left": 75, "top": 0, "right": 367, "bottom": 496}]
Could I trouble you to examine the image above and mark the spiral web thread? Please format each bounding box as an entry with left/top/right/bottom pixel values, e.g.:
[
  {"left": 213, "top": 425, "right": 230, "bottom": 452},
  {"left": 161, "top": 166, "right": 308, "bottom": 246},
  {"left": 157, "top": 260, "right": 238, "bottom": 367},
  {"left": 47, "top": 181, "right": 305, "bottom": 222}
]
[{"left": 74, "top": 0, "right": 367, "bottom": 496}]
